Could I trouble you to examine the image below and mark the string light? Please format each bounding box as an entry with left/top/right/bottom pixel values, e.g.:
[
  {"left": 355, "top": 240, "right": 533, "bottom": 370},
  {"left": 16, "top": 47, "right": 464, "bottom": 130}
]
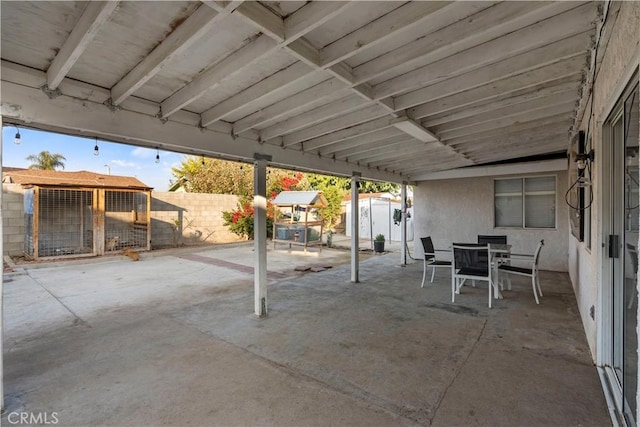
[
  {"left": 201, "top": 156, "right": 205, "bottom": 166},
  {"left": 14, "top": 126, "right": 21, "bottom": 145},
  {"left": 155, "top": 149, "right": 160, "bottom": 164},
  {"left": 93, "top": 137, "right": 99, "bottom": 156}
]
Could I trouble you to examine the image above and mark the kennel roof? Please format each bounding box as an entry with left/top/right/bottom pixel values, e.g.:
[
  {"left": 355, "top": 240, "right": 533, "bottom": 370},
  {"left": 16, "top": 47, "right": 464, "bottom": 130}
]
[{"left": 2, "top": 168, "right": 152, "bottom": 190}]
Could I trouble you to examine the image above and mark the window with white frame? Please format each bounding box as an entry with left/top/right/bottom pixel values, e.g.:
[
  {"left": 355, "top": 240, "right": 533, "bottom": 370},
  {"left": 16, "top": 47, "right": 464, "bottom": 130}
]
[{"left": 494, "top": 176, "right": 556, "bottom": 228}]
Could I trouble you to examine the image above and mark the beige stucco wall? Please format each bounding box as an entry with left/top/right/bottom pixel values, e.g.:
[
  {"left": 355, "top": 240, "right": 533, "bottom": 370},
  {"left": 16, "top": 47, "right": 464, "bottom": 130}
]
[
  {"left": 151, "top": 192, "right": 243, "bottom": 248},
  {"left": 413, "top": 170, "right": 569, "bottom": 272},
  {"left": 570, "top": 1, "right": 640, "bottom": 360},
  {"left": 2, "top": 183, "right": 25, "bottom": 257}
]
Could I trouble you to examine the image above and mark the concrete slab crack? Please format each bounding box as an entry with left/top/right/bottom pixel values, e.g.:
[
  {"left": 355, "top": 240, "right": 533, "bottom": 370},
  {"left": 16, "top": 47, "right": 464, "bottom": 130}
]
[
  {"left": 28, "top": 273, "right": 89, "bottom": 327},
  {"left": 428, "top": 319, "right": 488, "bottom": 426}
]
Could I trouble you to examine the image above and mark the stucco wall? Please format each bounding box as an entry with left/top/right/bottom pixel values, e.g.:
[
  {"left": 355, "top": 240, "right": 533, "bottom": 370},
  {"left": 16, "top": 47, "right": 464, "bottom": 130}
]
[
  {"left": 151, "top": 192, "right": 243, "bottom": 248},
  {"left": 413, "top": 170, "right": 569, "bottom": 272},
  {"left": 2, "top": 183, "right": 25, "bottom": 257},
  {"left": 570, "top": 1, "right": 640, "bottom": 359}
]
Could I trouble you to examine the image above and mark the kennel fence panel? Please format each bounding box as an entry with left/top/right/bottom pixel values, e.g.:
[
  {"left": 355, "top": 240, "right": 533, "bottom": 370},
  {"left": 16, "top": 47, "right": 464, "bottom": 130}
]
[
  {"left": 104, "top": 190, "right": 149, "bottom": 251},
  {"left": 35, "top": 188, "right": 94, "bottom": 258}
]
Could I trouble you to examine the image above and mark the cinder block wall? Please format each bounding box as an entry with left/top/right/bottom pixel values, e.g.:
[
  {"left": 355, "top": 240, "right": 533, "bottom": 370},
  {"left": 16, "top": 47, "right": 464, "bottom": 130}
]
[
  {"left": 3, "top": 188, "right": 245, "bottom": 256},
  {"left": 151, "top": 192, "right": 243, "bottom": 248},
  {"left": 3, "top": 183, "right": 25, "bottom": 257}
]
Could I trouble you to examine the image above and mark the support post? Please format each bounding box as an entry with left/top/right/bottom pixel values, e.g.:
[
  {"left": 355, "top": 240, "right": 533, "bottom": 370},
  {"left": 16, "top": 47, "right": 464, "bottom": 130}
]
[
  {"left": 253, "top": 153, "right": 270, "bottom": 317},
  {"left": 401, "top": 181, "right": 408, "bottom": 266},
  {"left": 351, "top": 172, "right": 360, "bottom": 283},
  {"left": 1, "top": 117, "right": 5, "bottom": 411}
]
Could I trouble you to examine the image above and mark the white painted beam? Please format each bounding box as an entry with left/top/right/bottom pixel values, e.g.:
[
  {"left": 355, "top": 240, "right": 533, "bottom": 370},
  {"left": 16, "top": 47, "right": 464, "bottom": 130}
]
[
  {"left": 382, "top": 152, "right": 475, "bottom": 172},
  {"left": 111, "top": 5, "right": 222, "bottom": 106},
  {"left": 430, "top": 91, "right": 578, "bottom": 135},
  {"left": 412, "top": 158, "right": 568, "bottom": 181},
  {"left": 209, "top": 0, "right": 402, "bottom": 129},
  {"left": 404, "top": 159, "right": 475, "bottom": 176},
  {"left": 450, "top": 128, "right": 569, "bottom": 151},
  {"left": 281, "top": 105, "right": 388, "bottom": 147},
  {"left": 161, "top": 35, "right": 277, "bottom": 117},
  {"left": 319, "top": 2, "right": 452, "bottom": 67},
  {"left": 468, "top": 142, "right": 566, "bottom": 163},
  {"left": 374, "top": 3, "right": 595, "bottom": 99},
  {"left": 285, "top": 2, "right": 353, "bottom": 41},
  {"left": 195, "top": 1, "right": 351, "bottom": 127},
  {"left": 260, "top": 95, "right": 368, "bottom": 141},
  {"left": 344, "top": 138, "right": 430, "bottom": 163},
  {"left": 0, "top": 78, "right": 403, "bottom": 183},
  {"left": 46, "top": 1, "right": 119, "bottom": 90},
  {"left": 199, "top": 62, "right": 314, "bottom": 127},
  {"left": 335, "top": 135, "right": 416, "bottom": 161},
  {"left": 405, "top": 56, "right": 586, "bottom": 119},
  {"left": 352, "top": 1, "right": 575, "bottom": 84},
  {"left": 459, "top": 130, "right": 567, "bottom": 152},
  {"left": 420, "top": 79, "right": 580, "bottom": 126},
  {"left": 443, "top": 116, "right": 573, "bottom": 146},
  {"left": 233, "top": 79, "right": 347, "bottom": 134},
  {"left": 359, "top": 145, "right": 445, "bottom": 166},
  {"left": 398, "top": 33, "right": 590, "bottom": 112},
  {"left": 233, "top": 2, "right": 284, "bottom": 41},
  {"left": 301, "top": 117, "right": 395, "bottom": 152},
  {"left": 391, "top": 117, "right": 437, "bottom": 142},
  {"left": 319, "top": 128, "right": 404, "bottom": 156},
  {"left": 437, "top": 102, "right": 576, "bottom": 140}
]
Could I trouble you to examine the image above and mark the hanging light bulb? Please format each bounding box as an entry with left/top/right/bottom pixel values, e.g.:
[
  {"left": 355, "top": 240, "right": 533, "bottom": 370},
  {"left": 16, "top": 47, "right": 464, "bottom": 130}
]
[
  {"left": 155, "top": 149, "right": 160, "bottom": 164},
  {"left": 201, "top": 156, "right": 205, "bottom": 166},
  {"left": 94, "top": 138, "right": 99, "bottom": 156},
  {"left": 14, "top": 126, "right": 21, "bottom": 145}
]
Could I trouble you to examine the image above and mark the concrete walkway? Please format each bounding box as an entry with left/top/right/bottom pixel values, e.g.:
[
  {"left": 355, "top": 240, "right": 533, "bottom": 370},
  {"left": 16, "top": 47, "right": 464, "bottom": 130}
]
[{"left": 2, "top": 243, "right": 609, "bottom": 426}]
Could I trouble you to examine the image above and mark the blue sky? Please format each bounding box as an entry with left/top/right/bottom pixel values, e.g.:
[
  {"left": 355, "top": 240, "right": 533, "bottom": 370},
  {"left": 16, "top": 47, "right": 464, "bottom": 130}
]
[{"left": 2, "top": 127, "right": 186, "bottom": 190}]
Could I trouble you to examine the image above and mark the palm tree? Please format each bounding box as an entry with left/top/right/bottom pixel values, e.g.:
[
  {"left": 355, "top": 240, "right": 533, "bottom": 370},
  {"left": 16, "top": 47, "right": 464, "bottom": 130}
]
[{"left": 26, "top": 151, "right": 66, "bottom": 170}]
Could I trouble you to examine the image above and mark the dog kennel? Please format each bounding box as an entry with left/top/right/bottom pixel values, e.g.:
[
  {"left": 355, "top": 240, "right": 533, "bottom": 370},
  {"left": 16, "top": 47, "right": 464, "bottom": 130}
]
[{"left": 5, "top": 169, "right": 151, "bottom": 260}]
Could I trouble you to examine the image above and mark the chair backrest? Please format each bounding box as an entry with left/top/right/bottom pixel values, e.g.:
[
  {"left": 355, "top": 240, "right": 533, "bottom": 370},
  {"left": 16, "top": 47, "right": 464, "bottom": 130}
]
[
  {"left": 452, "top": 243, "right": 490, "bottom": 276},
  {"left": 477, "top": 235, "right": 507, "bottom": 245},
  {"left": 533, "top": 239, "right": 545, "bottom": 268},
  {"left": 420, "top": 237, "right": 435, "bottom": 259}
]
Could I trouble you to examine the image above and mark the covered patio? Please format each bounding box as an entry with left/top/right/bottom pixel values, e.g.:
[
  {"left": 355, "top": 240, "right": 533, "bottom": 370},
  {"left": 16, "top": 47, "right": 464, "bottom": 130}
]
[
  {"left": 1, "top": 1, "right": 639, "bottom": 424},
  {"left": 2, "top": 245, "right": 608, "bottom": 426}
]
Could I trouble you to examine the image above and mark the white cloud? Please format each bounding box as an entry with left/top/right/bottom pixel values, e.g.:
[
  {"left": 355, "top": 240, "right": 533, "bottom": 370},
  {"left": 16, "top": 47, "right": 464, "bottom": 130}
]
[
  {"left": 111, "top": 159, "right": 140, "bottom": 169},
  {"left": 131, "top": 147, "right": 155, "bottom": 159}
]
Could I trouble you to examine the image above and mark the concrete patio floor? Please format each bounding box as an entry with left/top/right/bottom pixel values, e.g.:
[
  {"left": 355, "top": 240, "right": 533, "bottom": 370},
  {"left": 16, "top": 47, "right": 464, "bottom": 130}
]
[{"left": 2, "top": 243, "right": 609, "bottom": 426}]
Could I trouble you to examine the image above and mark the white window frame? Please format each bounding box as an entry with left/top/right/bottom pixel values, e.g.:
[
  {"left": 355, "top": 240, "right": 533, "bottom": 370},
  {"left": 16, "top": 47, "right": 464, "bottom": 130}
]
[{"left": 494, "top": 175, "right": 557, "bottom": 229}]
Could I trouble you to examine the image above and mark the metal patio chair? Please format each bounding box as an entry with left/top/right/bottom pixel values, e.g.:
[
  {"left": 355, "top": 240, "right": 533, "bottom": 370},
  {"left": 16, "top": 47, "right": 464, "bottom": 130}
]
[
  {"left": 420, "top": 236, "right": 451, "bottom": 287},
  {"left": 452, "top": 243, "right": 493, "bottom": 308},
  {"left": 497, "top": 240, "right": 545, "bottom": 304}
]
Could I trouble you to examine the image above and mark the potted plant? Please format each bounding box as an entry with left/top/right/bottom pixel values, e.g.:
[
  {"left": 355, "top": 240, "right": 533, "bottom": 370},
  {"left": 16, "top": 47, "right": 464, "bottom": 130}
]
[{"left": 374, "top": 234, "right": 385, "bottom": 253}]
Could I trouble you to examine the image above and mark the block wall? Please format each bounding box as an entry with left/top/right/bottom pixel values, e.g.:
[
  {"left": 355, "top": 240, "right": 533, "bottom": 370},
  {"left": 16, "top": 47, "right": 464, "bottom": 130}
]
[{"left": 151, "top": 192, "right": 243, "bottom": 248}]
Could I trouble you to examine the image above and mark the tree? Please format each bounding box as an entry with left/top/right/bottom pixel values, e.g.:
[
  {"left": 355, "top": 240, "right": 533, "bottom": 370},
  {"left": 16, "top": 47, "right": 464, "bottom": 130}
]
[
  {"left": 171, "top": 157, "right": 253, "bottom": 195},
  {"left": 306, "top": 174, "right": 346, "bottom": 229},
  {"left": 26, "top": 151, "right": 66, "bottom": 170}
]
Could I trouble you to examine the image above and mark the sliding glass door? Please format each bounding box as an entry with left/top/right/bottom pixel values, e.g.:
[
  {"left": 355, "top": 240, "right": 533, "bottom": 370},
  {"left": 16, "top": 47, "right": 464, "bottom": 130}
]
[{"left": 606, "top": 77, "right": 638, "bottom": 425}]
